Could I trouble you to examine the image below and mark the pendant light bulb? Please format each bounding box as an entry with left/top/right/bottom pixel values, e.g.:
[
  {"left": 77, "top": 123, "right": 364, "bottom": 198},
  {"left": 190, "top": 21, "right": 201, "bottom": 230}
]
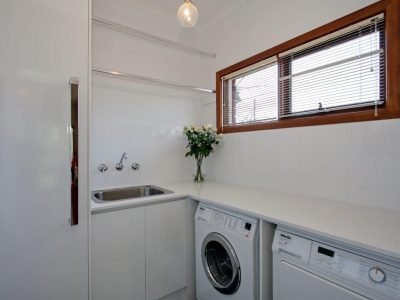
[{"left": 177, "top": 0, "right": 199, "bottom": 28}]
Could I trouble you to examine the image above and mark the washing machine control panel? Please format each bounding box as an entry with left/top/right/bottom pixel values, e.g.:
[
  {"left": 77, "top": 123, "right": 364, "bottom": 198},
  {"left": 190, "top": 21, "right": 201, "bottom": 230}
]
[
  {"left": 310, "top": 242, "right": 400, "bottom": 299},
  {"left": 196, "top": 205, "right": 257, "bottom": 240},
  {"left": 272, "top": 230, "right": 312, "bottom": 264}
]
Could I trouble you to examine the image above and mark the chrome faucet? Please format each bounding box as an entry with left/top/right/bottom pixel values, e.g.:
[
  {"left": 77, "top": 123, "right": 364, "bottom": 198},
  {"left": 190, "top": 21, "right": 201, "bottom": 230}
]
[{"left": 116, "top": 152, "right": 127, "bottom": 171}]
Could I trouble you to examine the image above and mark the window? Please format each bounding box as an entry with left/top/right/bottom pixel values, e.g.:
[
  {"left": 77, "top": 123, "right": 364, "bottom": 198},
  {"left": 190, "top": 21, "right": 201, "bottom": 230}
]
[
  {"left": 217, "top": 1, "right": 400, "bottom": 133},
  {"left": 222, "top": 58, "right": 278, "bottom": 125},
  {"left": 279, "top": 16, "right": 384, "bottom": 118}
]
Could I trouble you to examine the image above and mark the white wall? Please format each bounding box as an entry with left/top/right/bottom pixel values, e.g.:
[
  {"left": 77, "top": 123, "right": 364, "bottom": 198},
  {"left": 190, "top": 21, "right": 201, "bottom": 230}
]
[
  {"left": 90, "top": 0, "right": 400, "bottom": 211},
  {"left": 200, "top": 0, "right": 400, "bottom": 211},
  {"left": 91, "top": 0, "right": 211, "bottom": 189}
]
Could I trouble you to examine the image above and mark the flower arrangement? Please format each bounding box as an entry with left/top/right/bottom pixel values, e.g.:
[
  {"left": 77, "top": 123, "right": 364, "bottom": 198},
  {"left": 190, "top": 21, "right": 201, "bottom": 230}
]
[{"left": 183, "top": 124, "right": 221, "bottom": 182}]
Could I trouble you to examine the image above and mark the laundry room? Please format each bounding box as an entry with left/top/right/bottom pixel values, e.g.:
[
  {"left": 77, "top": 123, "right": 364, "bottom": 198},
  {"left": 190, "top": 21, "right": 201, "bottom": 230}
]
[{"left": 1, "top": 0, "right": 399, "bottom": 300}]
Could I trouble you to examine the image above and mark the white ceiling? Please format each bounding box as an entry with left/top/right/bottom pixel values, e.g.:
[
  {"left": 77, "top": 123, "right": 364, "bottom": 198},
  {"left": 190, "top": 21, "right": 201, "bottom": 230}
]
[{"left": 125, "top": 0, "right": 246, "bottom": 29}]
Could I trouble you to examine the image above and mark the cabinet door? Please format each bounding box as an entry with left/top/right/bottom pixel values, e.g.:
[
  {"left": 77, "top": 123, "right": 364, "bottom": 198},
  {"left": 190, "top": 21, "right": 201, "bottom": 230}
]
[
  {"left": 0, "top": 1, "right": 89, "bottom": 299},
  {"left": 92, "top": 207, "right": 146, "bottom": 300},
  {"left": 146, "top": 200, "right": 188, "bottom": 300}
]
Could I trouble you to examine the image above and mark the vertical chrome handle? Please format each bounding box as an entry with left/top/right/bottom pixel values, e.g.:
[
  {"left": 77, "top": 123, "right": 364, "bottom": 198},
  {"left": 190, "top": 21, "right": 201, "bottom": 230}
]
[{"left": 70, "top": 77, "right": 79, "bottom": 226}]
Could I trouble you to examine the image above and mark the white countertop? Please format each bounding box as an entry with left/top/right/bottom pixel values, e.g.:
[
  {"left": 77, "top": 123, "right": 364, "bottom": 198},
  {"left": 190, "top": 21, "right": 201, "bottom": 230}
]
[{"left": 91, "top": 181, "right": 400, "bottom": 261}]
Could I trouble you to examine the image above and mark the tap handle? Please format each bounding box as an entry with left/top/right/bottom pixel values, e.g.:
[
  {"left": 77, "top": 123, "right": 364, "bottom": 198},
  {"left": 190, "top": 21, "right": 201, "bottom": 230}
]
[{"left": 98, "top": 164, "right": 108, "bottom": 172}]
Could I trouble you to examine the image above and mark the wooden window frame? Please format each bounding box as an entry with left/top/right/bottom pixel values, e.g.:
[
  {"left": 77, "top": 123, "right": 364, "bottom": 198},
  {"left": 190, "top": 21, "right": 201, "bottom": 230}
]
[{"left": 216, "top": 0, "right": 400, "bottom": 134}]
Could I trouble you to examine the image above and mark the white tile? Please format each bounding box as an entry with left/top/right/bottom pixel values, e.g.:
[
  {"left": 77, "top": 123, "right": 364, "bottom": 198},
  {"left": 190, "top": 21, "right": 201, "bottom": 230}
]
[
  {"left": 91, "top": 82, "right": 201, "bottom": 190},
  {"left": 207, "top": 127, "right": 303, "bottom": 194},
  {"left": 92, "top": 26, "right": 207, "bottom": 88},
  {"left": 262, "top": 128, "right": 303, "bottom": 194},
  {"left": 347, "top": 119, "right": 400, "bottom": 210},
  {"left": 206, "top": 120, "right": 400, "bottom": 211},
  {"left": 302, "top": 124, "right": 347, "bottom": 202}
]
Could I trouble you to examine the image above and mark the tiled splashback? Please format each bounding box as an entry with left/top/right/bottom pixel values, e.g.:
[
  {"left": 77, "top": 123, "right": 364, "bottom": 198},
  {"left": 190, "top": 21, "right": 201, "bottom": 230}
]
[
  {"left": 91, "top": 79, "right": 202, "bottom": 189},
  {"left": 203, "top": 119, "right": 400, "bottom": 211}
]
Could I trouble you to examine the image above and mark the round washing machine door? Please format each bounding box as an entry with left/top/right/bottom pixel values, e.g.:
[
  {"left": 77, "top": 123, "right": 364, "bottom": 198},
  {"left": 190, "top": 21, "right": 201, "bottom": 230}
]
[{"left": 201, "top": 232, "right": 241, "bottom": 295}]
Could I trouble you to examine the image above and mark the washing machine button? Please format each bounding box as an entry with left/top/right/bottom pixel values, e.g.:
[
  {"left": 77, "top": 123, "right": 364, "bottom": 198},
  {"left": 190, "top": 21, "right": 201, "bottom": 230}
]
[{"left": 369, "top": 267, "right": 386, "bottom": 283}]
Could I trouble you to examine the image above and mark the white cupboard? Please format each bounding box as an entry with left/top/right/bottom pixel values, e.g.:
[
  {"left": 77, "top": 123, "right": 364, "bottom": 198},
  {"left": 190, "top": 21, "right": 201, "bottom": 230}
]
[
  {"left": 92, "top": 207, "right": 146, "bottom": 300},
  {"left": 92, "top": 199, "right": 189, "bottom": 300},
  {"left": 0, "top": 0, "right": 89, "bottom": 299},
  {"left": 146, "top": 199, "right": 188, "bottom": 300}
]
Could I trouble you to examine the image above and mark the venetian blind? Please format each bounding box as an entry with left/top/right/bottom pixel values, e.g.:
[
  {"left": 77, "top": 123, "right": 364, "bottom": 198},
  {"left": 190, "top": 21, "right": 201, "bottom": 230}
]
[
  {"left": 279, "top": 14, "right": 385, "bottom": 117},
  {"left": 221, "top": 57, "right": 278, "bottom": 126}
]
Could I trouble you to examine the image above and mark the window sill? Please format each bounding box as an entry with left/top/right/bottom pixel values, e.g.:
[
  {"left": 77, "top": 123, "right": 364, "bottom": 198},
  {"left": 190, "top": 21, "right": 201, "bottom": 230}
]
[{"left": 219, "top": 108, "right": 400, "bottom": 134}]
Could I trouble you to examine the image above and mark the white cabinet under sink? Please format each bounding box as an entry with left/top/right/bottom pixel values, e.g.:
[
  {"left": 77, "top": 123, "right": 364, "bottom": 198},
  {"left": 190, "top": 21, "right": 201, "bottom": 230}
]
[
  {"left": 92, "top": 206, "right": 146, "bottom": 300},
  {"left": 91, "top": 199, "right": 189, "bottom": 300},
  {"left": 146, "top": 199, "right": 187, "bottom": 300}
]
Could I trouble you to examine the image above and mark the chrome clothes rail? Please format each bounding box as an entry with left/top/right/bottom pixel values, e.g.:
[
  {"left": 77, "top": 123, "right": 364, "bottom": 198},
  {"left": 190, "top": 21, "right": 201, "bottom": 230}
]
[
  {"left": 92, "top": 16, "right": 216, "bottom": 59},
  {"left": 92, "top": 68, "right": 216, "bottom": 94}
]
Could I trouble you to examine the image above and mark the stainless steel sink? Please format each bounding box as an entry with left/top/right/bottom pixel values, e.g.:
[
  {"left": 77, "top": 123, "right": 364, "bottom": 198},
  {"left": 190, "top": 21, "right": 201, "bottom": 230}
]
[{"left": 92, "top": 185, "right": 173, "bottom": 203}]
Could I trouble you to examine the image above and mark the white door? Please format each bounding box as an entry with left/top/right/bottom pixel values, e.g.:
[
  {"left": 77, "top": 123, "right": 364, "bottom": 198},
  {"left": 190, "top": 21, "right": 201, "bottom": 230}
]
[
  {"left": 92, "top": 208, "right": 146, "bottom": 300},
  {"left": 275, "top": 261, "right": 369, "bottom": 300},
  {"left": 0, "top": 1, "right": 89, "bottom": 299},
  {"left": 146, "top": 200, "right": 188, "bottom": 300}
]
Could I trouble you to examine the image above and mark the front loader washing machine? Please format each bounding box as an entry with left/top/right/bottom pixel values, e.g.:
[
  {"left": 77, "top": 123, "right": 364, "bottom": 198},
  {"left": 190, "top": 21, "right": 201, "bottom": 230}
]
[{"left": 195, "top": 203, "right": 259, "bottom": 300}]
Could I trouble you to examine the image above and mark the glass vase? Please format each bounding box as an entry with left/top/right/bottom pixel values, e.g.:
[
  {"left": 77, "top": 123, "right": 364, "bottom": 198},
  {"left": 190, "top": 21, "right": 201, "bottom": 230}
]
[{"left": 194, "top": 156, "right": 204, "bottom": 182}]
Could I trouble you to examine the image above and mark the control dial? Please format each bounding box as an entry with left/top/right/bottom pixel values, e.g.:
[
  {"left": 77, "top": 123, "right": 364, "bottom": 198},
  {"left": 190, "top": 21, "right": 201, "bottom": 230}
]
[{"left": 369, "top": 267, "right": 386, "bottom": 283}]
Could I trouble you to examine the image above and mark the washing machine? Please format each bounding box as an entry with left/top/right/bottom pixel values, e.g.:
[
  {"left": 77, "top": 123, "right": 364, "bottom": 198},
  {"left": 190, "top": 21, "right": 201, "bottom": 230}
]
[
  {"left": 195, "top": 203, "right": 259, "bottom": 300},
  {"left": 272, "top": 226, "right": 400, "bottom": 300}
]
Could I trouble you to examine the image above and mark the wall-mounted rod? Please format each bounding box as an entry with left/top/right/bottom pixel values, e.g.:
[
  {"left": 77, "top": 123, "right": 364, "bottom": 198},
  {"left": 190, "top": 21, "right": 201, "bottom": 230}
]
[
  {"left": 92, "top": 16, "right": 216, "bottom": 59},
  {"left": 92, "top": 68, "right": 216, "bottom": 94}
]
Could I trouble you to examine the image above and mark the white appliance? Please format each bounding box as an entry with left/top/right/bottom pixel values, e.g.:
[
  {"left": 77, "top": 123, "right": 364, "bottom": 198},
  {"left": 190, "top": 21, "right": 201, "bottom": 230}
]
[
  {"left": 195, "top": 204, "right": 259, "bottom": 300},
  {"left": 272, "top": 227, "right": 400, "bottom": 300},
  {"left": 0, "top": 1, "right": 89, "bottom": 299}
]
